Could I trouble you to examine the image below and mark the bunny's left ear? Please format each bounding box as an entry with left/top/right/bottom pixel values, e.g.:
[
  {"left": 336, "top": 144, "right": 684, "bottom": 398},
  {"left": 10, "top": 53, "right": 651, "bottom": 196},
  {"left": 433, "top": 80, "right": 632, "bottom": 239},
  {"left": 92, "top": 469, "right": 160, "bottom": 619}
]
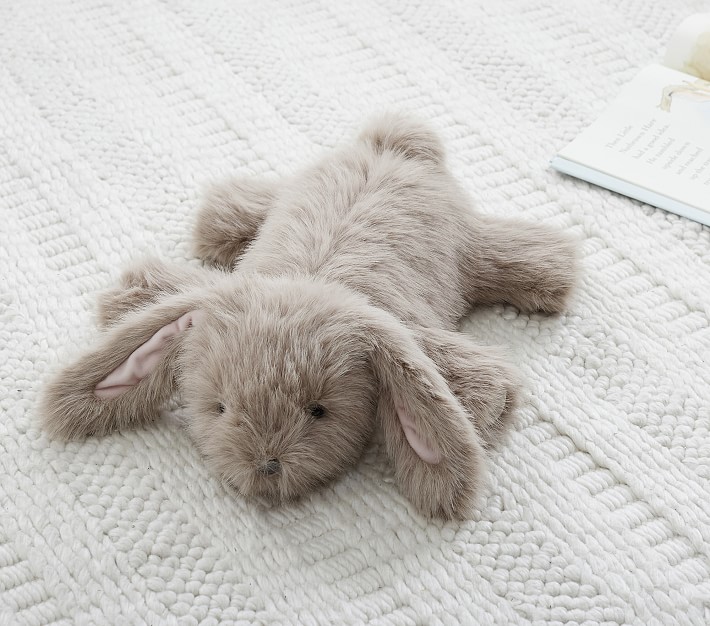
[{"left": 356, "top": 306, "right": 487, "bottom": 520}]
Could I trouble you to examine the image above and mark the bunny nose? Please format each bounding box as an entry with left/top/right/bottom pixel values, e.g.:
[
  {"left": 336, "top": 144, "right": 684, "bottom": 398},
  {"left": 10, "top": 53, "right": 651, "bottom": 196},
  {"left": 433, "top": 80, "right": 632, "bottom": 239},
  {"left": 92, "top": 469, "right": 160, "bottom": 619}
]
[{"left": 258, "top": 459, "right": 281, "bottom": 476}]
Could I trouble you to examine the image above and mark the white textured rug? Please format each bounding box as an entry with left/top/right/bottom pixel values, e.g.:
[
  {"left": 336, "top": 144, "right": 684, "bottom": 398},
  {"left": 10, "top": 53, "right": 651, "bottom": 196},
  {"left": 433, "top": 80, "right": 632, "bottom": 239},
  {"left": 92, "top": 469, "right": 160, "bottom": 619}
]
[{"left": 2, "top": 1, "right": 709, "bottom": 624}]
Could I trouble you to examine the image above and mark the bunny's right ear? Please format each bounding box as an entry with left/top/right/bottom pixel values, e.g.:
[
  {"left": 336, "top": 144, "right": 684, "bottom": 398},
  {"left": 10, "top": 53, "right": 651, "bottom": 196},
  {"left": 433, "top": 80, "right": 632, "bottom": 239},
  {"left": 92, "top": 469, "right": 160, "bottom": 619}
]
[{"left": 40, "top": 292, "right": 205, "bottom": 440}]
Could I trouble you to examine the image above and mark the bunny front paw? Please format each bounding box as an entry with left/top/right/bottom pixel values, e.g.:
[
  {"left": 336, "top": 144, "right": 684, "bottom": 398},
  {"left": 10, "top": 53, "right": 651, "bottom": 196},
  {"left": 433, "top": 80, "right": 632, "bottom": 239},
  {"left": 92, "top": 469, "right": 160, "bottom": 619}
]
[{"left": 97, "top": 258, "right": 186, "bottom": 328}]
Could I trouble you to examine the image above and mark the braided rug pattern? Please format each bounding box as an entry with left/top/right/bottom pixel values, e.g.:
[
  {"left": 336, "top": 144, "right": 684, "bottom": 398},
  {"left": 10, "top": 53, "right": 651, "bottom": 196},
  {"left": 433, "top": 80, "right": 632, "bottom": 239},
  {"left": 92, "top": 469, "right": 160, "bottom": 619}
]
[{"left": 1, "top": 1, "right": 709, "bottom": 624}]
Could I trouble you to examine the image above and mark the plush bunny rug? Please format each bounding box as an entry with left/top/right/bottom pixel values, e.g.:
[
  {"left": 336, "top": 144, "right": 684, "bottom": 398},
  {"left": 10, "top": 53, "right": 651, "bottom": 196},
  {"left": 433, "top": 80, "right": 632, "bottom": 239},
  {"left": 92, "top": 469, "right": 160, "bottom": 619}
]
[{"left": 1, "top": 1, "right": 709, "bottom": 624}]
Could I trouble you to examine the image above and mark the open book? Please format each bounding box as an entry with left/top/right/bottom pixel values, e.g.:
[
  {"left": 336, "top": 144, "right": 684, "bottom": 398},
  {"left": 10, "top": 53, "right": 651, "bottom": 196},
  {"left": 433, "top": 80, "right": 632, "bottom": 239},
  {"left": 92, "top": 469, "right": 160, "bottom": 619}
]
[{"left": 551, "top": 15, "right": 710, "bottom": 227}]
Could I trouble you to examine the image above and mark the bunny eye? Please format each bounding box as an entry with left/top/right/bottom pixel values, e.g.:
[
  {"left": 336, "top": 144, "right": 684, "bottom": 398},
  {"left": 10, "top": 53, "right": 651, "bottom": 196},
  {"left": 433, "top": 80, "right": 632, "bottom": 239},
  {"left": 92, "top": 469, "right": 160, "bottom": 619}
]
[
  {"left": 309, "top": 404, "right": 326, "bottom": 419},
  {"left": 217, "top": 402, "right": 226, "bottom": 414}
]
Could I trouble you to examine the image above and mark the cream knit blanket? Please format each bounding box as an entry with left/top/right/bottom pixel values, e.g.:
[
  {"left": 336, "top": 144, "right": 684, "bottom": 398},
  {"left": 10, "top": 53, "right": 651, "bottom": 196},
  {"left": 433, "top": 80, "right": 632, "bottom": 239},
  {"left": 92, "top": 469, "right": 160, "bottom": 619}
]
[{"left": 1, "top": 1, "right": 709, "bottom": 624}]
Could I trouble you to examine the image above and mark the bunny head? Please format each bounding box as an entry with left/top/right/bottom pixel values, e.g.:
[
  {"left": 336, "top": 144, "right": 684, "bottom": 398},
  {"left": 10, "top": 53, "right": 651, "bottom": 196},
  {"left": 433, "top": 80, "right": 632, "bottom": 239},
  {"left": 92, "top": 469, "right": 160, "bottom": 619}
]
[
  {"left": 181, "top": 278, "right": 379, "bottom": 504},
  {"left": 41, "top": 273, "right": 486, "bottom": 517}
]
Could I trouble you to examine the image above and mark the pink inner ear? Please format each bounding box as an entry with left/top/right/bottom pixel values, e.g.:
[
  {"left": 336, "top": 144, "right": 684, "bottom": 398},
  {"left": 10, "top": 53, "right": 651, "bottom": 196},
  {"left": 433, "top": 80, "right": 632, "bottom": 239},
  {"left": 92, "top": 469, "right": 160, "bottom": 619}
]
[
  {"left": 94, "top": 310, "right": 200, "bottom": 399},
  {"left": 395, "top": 403, "right": 442, "bottom": 464}
]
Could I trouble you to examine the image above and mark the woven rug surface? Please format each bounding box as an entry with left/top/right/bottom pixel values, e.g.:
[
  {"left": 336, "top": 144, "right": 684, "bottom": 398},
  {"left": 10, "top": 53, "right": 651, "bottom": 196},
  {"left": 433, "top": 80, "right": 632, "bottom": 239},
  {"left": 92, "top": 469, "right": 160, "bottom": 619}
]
[{"left": 1, "top": 1, "right": 709, "bottom": 624}]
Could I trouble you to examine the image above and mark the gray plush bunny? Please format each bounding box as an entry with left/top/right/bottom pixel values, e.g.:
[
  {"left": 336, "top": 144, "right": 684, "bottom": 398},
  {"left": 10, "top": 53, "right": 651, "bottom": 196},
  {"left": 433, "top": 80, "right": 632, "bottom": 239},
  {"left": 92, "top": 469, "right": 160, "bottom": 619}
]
[{"left": 41, "top": 113, "right": 578, "bottom": 519}]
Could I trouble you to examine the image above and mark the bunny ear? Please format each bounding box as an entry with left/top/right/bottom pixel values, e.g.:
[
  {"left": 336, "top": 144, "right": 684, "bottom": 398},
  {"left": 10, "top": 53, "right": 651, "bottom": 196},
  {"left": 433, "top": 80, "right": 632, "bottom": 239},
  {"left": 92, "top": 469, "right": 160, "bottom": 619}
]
[
  {"left": 408, "top": 326, "right": 519, "bottom": 451},
  {"left": 394, "top": 402, "right": 442, "bottom": 465},
  {"left": 40, "top": 293, "right": 204, "bottom": 440},
  {"left": 95, "top": 310, "right": 203, "bottom": 398},
  {"left": 359, "top": 307, "right": 487, "bottom": 520}
]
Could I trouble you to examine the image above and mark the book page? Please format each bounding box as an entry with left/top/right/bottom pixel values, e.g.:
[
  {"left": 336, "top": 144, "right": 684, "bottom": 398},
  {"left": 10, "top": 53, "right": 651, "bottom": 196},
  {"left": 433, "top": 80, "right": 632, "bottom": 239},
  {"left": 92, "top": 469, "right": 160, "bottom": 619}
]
[{"left": 557, "top": 64, "right": 710, "bottom": 214}]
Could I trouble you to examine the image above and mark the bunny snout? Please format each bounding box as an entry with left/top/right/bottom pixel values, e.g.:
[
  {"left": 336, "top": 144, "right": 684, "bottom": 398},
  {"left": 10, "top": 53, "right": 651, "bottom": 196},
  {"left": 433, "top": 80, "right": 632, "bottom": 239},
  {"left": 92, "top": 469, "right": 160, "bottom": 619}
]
[{"left": 258, "top": 458, "right": 282, "bottom": 476}]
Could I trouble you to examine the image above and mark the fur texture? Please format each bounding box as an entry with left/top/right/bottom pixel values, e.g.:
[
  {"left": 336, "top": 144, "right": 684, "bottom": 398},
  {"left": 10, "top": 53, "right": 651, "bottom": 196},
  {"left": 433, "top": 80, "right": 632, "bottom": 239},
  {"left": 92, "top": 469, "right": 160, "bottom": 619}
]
[{"left": 41, "top": 113, "right": 578, "bottom": 519}]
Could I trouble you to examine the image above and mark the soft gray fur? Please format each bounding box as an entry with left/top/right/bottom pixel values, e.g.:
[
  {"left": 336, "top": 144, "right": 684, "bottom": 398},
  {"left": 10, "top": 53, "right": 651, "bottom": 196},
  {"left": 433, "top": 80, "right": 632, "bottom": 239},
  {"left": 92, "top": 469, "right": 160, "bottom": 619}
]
[{"left": 41, "top": 113, "right": 578, "bottom": 519}]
